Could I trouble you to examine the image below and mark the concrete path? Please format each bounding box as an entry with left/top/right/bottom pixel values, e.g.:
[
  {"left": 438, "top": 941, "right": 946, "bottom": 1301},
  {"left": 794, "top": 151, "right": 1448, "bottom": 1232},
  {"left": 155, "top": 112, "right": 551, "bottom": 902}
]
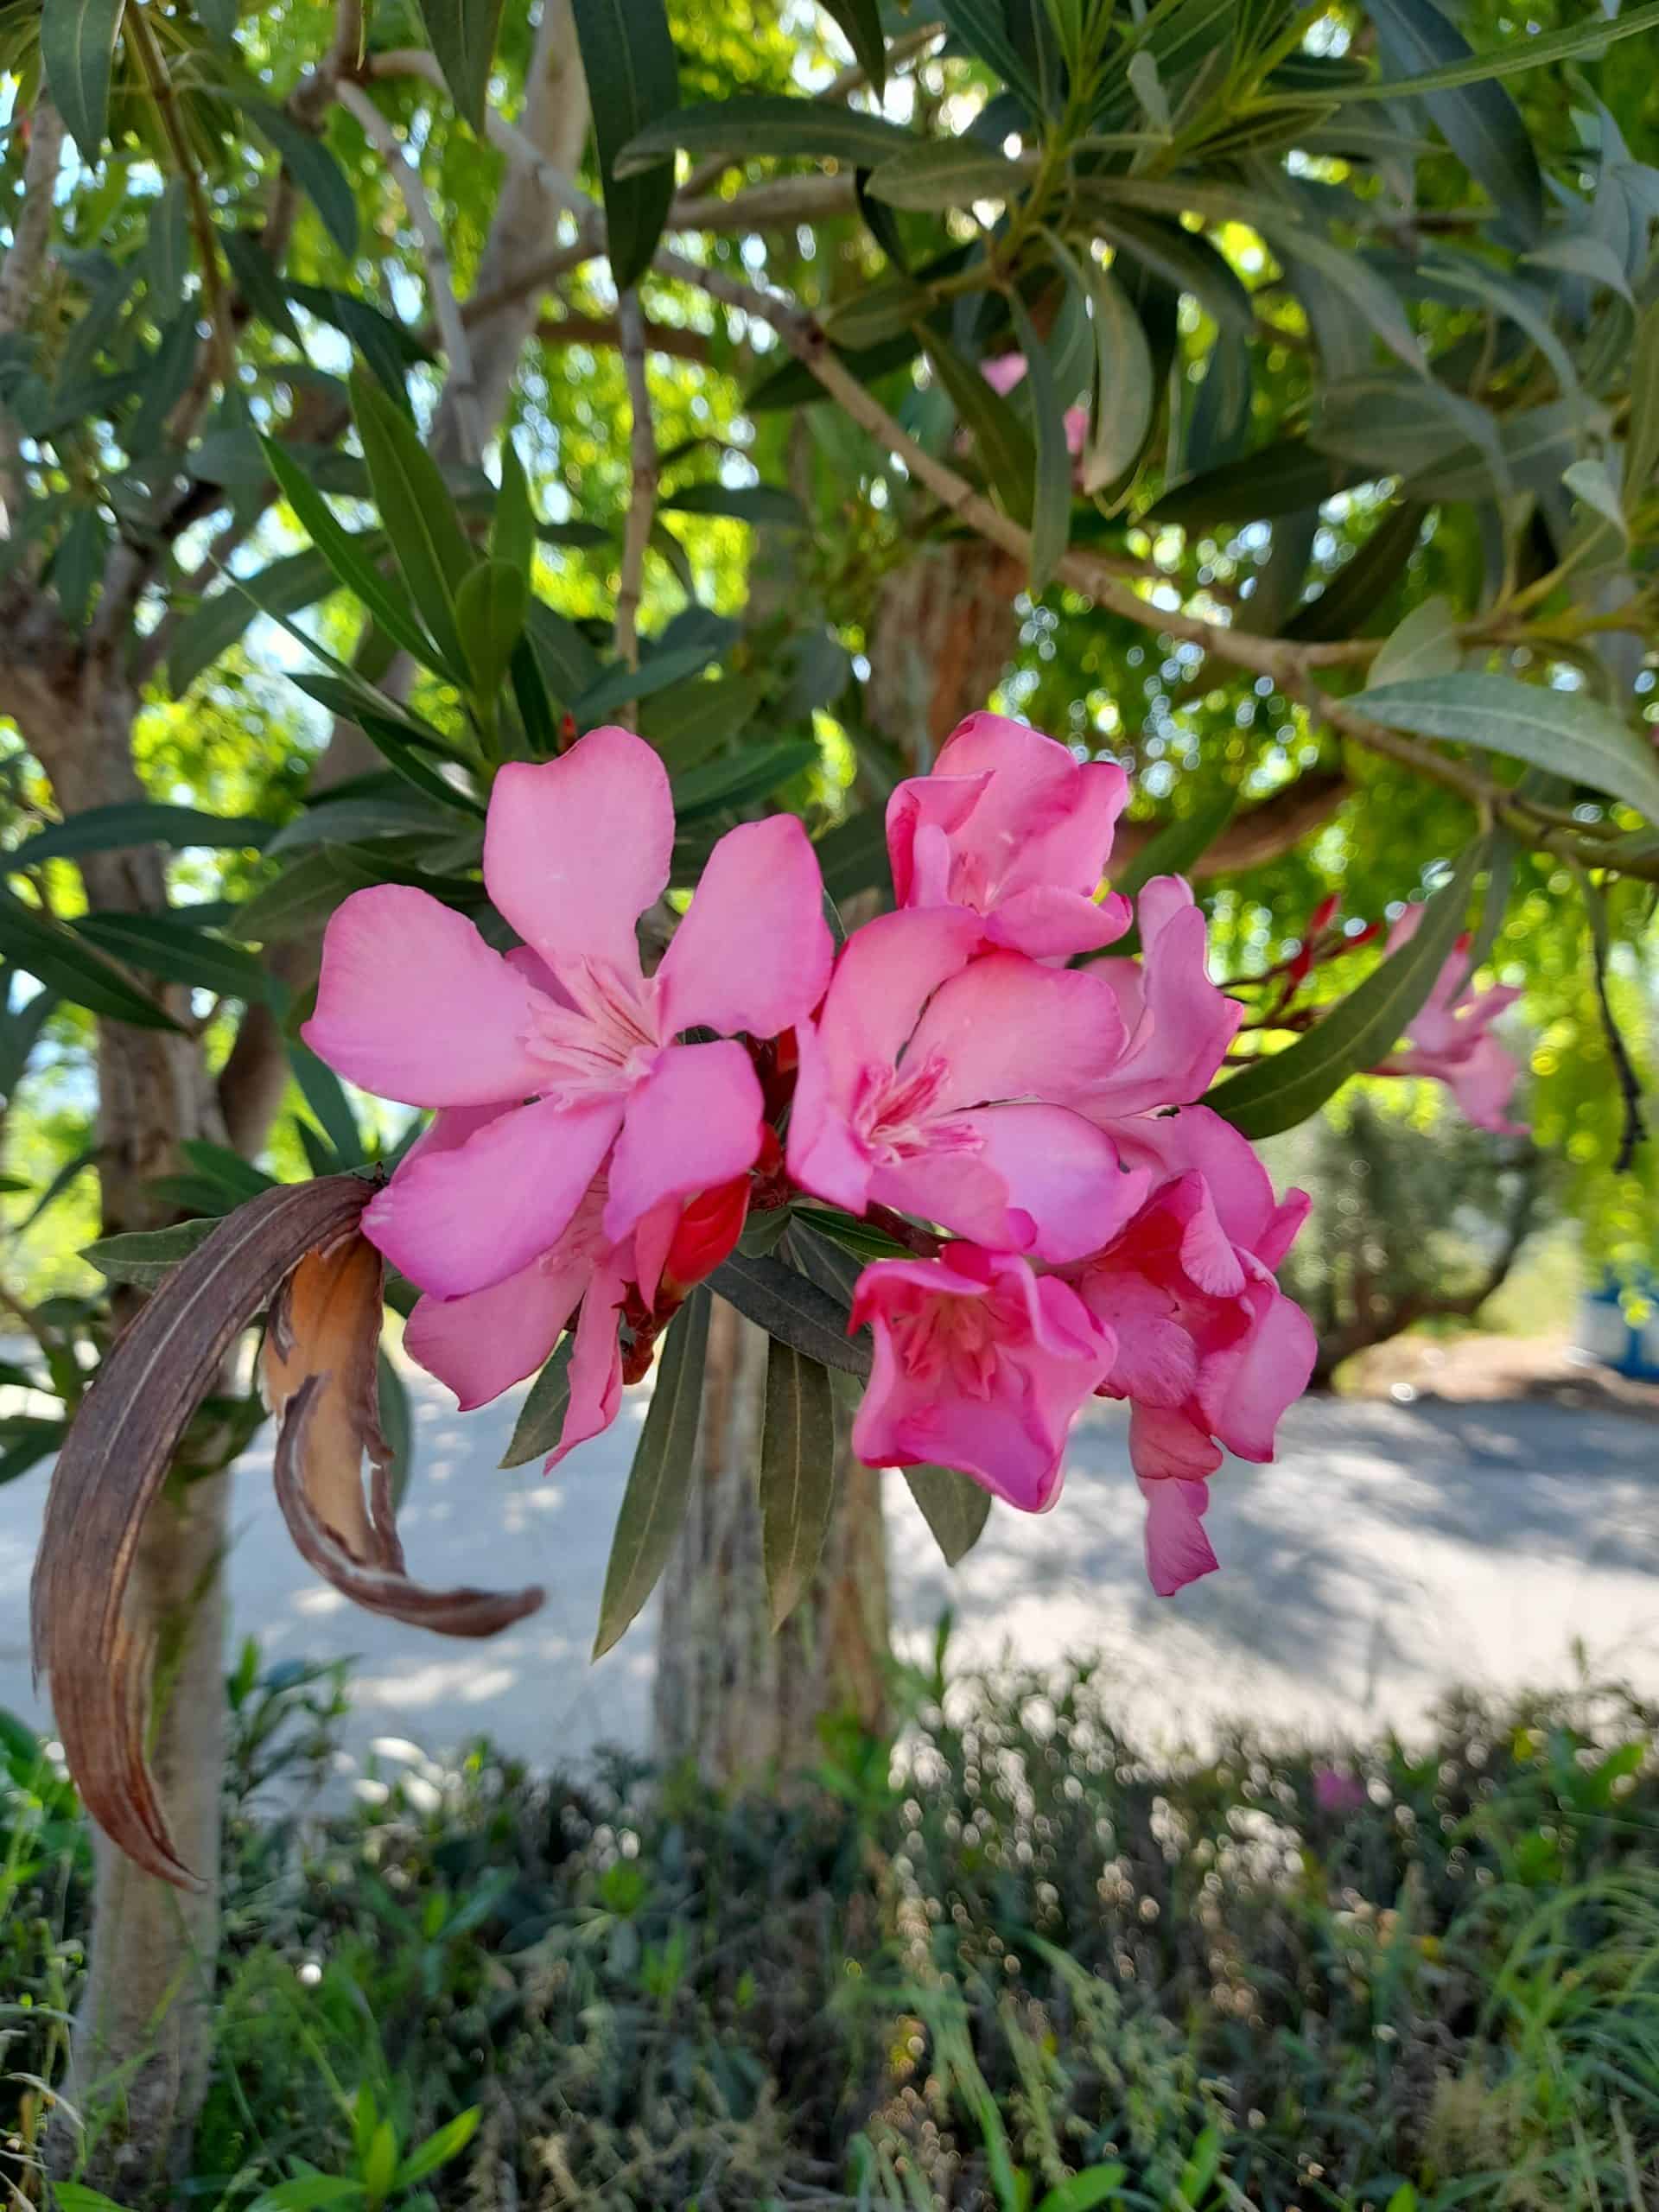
[{"left": 3, "top": 1363, "right": 1656, "bottom": 1785}]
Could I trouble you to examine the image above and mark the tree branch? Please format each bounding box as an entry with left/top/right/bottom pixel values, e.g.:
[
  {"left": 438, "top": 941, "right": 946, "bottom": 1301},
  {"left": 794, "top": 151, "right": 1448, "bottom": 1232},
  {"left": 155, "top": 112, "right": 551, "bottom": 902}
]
[
  {"left": 538, "top": 308, "right": 712, "bottom": 364},
  {"left": 337, "top": 82, "right": 483, "bottom": 465},
  {"left": 1114, "top": 768, "right": 1351, "bottom": 879}
]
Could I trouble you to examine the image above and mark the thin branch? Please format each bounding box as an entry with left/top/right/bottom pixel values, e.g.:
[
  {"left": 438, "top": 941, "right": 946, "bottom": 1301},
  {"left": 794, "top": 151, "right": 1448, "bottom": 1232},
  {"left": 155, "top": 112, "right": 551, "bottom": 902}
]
[
  {"left": 336, "top": 81, "right": 483, "bottom": 464},
  {"left": 365, "top": 49, "right": 599, "bottom": 231},
  {"left": 289, "top": 0, "right": 365, "bottom": 129},
  {"left": 653, "top": 248, "right": 1659, "bottom": 884},
  {"left": 614, "top": 290, "right": 658, "bottom": 702},
  {"left": 671, "top": 175, "right": 861, "bottom": 232},
  {"left": 538, "top": 308, "right": 712, "bottom": 364}
]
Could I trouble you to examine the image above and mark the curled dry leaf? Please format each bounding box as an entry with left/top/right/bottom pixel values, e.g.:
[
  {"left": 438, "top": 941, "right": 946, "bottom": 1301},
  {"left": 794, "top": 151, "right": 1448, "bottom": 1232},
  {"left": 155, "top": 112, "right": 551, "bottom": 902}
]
[
  {"left": 264, "top": 1232, "right": 543, "bottom": 1639},
  {"left": 30, "top": 1173, "right": 543, "bottom": 1892}
]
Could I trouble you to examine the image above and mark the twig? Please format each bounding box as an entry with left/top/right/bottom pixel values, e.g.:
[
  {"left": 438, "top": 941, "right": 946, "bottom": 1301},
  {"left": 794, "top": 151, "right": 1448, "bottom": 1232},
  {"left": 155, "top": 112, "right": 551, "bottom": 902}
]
[
  {"left": 652, "top": 246, "right": 1659, "bottom": 884},
  {"left": 124, "top": 4, "right": 234, "bottom": 406},
  {"left": 614, "top": 291, "right": 658, "bottom": 705},
  {"left": 538, "top": 309, "right": 711, "bottom": 364},
  {"left": 336, "top": 81, "right": 484, "bottom": 464},
  {"left": 365, "top": 50, "right": 598, "bottom": 232}
]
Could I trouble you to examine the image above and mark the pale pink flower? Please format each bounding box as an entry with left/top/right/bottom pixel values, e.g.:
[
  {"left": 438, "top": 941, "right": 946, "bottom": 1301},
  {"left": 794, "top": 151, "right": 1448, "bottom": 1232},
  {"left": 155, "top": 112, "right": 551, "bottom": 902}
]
[
  {"left": 1375, "top": 908, "right": 1526, "bottom": 1134},
  {"left": 786, "top": 906, "right": 1152, "bottom": 1263},
  {"left": 305, "top": 726, "right": 833, "bottom": 1298},
  {"left": 886, "top": 713, "right": 1132, "bottom": 958},
  {"left": 849, "top": 1243, "right": 1114, "bottom": 1511},
  {"left": 1067, "top": 1105, "right": 1315, "bottom": 1596}
]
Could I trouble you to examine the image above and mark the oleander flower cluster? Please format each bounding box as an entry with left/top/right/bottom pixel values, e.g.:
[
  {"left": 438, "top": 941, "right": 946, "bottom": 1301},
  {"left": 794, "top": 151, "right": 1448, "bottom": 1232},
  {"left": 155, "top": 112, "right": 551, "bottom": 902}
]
[{"left": 306, "top": 715, "right": 1319, "bottom": 1598}]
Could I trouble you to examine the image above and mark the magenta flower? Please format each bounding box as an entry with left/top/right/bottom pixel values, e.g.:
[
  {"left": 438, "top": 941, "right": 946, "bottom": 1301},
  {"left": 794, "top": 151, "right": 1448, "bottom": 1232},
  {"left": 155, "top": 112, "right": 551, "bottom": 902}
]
[
  {"left": 850, "top": 1244, "right": 1113, "bottom": 1511},
  {"left": 1066, "top": 1105, "right": 1315, "bottom": 1596},
  {"left": 887, "top": 714, "right": 1131, "bottom": 959},
  {"left": 1313, "top": 1767, "right": 1369, "bottom": 1815},
  {"left": 305, "top": 726, "right": 833, "bottom": 1298},
  {"left": 786, "top": 906, "right": 1152, "bottom": 1262},
  {"left": 1375, "top": 908, "right": 1526, "bottom": 1134}
]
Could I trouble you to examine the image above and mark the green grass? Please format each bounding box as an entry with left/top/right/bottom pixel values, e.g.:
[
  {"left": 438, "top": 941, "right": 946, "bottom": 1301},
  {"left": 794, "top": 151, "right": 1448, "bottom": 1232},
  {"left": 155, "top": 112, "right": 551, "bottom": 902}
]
[{"left": 3, "top": 1648, "right": 1658, "bottom": 2209}]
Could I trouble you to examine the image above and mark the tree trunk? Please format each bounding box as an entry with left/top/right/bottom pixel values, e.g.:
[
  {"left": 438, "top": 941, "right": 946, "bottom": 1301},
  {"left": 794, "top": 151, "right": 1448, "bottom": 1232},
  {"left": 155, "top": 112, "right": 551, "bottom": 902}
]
[
  {"left": 21, "top": 677, "right": 229, "bottom": 2190},
  {"left": 652, "top": 543, "right": 1022, "bottom": 1782}
]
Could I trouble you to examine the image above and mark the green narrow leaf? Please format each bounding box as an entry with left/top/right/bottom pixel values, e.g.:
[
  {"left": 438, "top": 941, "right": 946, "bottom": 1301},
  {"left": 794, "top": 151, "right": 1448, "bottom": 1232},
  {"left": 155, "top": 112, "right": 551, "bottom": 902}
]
[
  {"left": 84, "top": 1217, "right": 219, "bottom": 1290},
  {"left": 126, "top": 312, "right": 199, "bottom": 460},
  {"left": 413, "top": 0, "right": 505, "bottom": 130},
  {"left": 710, "top": 1250, "right": 870, "bottom": 1379},
  {"left": 243, "top": 103, "right": 359, "bottom": 257},
  {"left": 671, "top": 740, "right": 818, "bottom": 822},
  {"left": 74, "top": 912, "right": 272, "bottom": 1001},
  {"left": 1149, "top": 439, "right": 1362, "bottom": 528},
  {"left": 219, "top": 227, "right": 301, "bottom": 345},
  {"left": 393, "top": 2107, "right": 481, "bottom": 2190},
  {"left": 1212, "top": 839, "right": 1484, "bottom": 1138},
  {"left": 0, "top": 887, "right": 179, "bottom": 1030},
  {"left": 1360, "top": 0, "right": 1543, "bottom": 242},
  {"left": 492, "top": 438, "right": 536, "bottom": 580},
  {"left": 615, "top": 95, "right": 912, "bottom": 177},
  {"left": 817, "top": 0, "right": 886, "bottom": 91},
  {"left": 170, "top": 540, "right": 376, "bottom": 699},
  {"left": 864, "top": 137, "right": 1029, "bottom": 211},
  {"left": 1334, "top": 0, "right": 1659, "bottom": 100},
  {"left": 454, "top": 558, "right": 530, "bottom": 709},
  {"left": 499, "top": 1337, "right": 575, "bottom": 1467},
  {"left": 1007, "top": 292, "right": 1071, "bottom": 589},
  {"left": 924, "top": 334, "right": 1037, "bottom": 525},
  {"left": 1283, "top": 500, "right": 1425, "bottom": 643},
  {"left": 52, "top": 508, "right": 107, "bottom": 626},
  {"left": 759, "top": 1338, "right": 837, "bottom": 1628},
  {"left": 259, "top": 436, "right": 443, "bottom": 677},
  {"left": 812, "top": 808, "right": 891, "bottom": 905},
  {"left": 1071, "top": 197, "right": 1255, "bottom": 337},
  {"left": 377, "top": 1348, "right": 414, "bottom": 1512},
  {"left": 903, "top": 1463, "right": 993, "bottom": 1567},
  {"left": 264, "top": 793, "right": 461, "bottom": 855},
  {"left": 348, "top": 368, "right": 479, "bottom": 676},
  {"left": 41, "top": 0, "right": 125, "bottom": 160},
  {"left": 592, "top": 1289, "right": 710, "bottom": 1657},
  {"left": 288, "top": 1039, "right": 366, "bottom": 1165},
  {"left": 573, "top": 0, "right": 681, "bottom": 292},
  {"left": 572, "top": 638, "right": 726, "bottom": 728},
  {"left": 1354, "top": 672, "right": 1659, "bottom": 823},
  {"left": 1073, "top": 251, "right": 1154, "bottom": 495},
  {"left": 1368, "top": 594, "right": 1460, "bottom": 685},
  {"left": 658, "top": 482, "right": 805, "bottom": 528},
  {"left": 1625, "top": 303, "right": 1659, "bottom": 518},
  {"left": 935, "top": 0, "right": 1040, "bottom": 103}
]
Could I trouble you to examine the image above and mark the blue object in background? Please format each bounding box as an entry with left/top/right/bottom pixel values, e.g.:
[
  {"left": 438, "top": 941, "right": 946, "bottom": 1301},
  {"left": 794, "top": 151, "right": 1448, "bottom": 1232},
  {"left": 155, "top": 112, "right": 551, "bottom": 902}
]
[{"left": 1577, "top": 1271, "right": 1659, "bottom": 1382}]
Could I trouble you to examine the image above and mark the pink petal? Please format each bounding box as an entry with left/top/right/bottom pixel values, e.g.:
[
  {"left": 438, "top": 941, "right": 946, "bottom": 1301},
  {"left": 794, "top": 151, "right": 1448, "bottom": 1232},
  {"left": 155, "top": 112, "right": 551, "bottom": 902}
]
[
  {"left": 1166, "top": 1172, "right": 1248, "bottom": 1298},
  {"left": 950, "top": 1104, "right": 1151, "bottom": 1262},
  {"left": 632, "top": 1198, "right": 681, "bottom": 1311},
  {"left": 812, "top": 907, "right": 982, "bottom": 1086},
  {"left": 1129, "top": 1402, "right": 1223, "bottom": 1484},
  {"left": 1199, "top": 1281, "right": 1318, "bottom": 1461},
  {"left": 364, "top": 1093, "right": 622, "bottom": 1298},
  {"left": 1138, "top": 1471, "right": 1219, "bottom": 1596},
  {"left": 305, "top": 887, "right": 545, "bottom": 1108},
  {"left": 986, "top": 885, "right": 1134, "bottom": 960},
  {"left": 886, "top": 774, "right": 989, "bottom": 908},
  {"left": 1109, "top": 1103, "right": 1281, "bottom": 1256},
  {"left": 544, "top": 1251, "right": 628, "bottom": 1467},
  {"left": 602, "top": 1040, "right": 764, "bottom": 1243},
  {"left": 786, "top": 1019, "right": 877, "bottom": 1216},
  {"left": 1083, "top": 876, "right": 1243, "bottom": 1116},
  {"left": 868, "top": 1144, "right": 1035, "bottom": 1253},
  {"left": 981, "top": 353, "right": 1028, "bottom": 395},
  {"left": 906, "top": 951, "right": 1129, "bottom": 1110},
  {"left": 482, "top": 728, "right": 671, "bottom": 978},
  {"left": 404, "top": 1252, "right": 588, "bottom": 1411},
  {"left": 1441, "top": 1035, "right": 1526, "bottom": 1133},
  {"left": 1090, "top": 1274, "right": 1198, "bottom": 1408},
  {"left": 658, "top": 814, "right": 834, "bottom": 1039}
]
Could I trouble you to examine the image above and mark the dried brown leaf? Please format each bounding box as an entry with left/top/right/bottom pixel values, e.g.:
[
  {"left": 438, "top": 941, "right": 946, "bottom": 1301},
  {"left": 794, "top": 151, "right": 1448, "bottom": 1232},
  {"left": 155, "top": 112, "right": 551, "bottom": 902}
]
[
  {"left": 30, "top": 1174, "right": 378, "bottom": 1889},
  {"left": 264, "top": 1237, "right": 543, "bottom": 1642}
]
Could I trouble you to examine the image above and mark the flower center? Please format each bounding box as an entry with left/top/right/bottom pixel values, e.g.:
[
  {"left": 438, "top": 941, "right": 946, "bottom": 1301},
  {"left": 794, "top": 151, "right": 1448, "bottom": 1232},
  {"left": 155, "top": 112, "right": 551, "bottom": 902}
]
[
  {"left": 893, "top": 1290, "right": 1001, "bottom": 1400},
  {"left": 522, "top": 957, "right": 664, "bottom": 1104},
  {"left": 852, "top": 1052, "right": 978, "bottom": 1165}
]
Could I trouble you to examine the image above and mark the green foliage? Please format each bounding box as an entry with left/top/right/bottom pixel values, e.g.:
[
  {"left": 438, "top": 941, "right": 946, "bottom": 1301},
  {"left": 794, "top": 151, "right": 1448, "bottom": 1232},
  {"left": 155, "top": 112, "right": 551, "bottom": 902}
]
[{"left": 9, "top": 1654, "right": 1659, "bottom": 2206}]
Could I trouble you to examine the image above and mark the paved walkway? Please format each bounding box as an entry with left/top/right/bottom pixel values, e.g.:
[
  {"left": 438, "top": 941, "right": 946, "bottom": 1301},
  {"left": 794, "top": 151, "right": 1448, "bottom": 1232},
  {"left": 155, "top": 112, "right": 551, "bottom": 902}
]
[{"left": 3, "top": 1363, "right": 1656, "bottom": 1782}]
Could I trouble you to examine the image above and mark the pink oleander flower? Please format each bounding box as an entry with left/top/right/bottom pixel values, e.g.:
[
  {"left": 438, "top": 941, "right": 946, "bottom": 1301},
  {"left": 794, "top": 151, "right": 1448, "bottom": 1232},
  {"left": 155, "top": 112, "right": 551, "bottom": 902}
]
[
  {"left": 1066, "top": 1104, "right": 1315, "bottom": 1597},
  {"left": 786, "top": 906, "right": 1152, "bottom": 1263},
  {"left": 1071, "top": 877, "right": 1245, "bottom": 1122},
  {"left": 981, "top": 354, "right": 1090, "bottom": 474},
  {"left": 305, "top": 725, "right": 834, "bottom": 1299},
  {"left": 1375, "top": 907, "right": 1526, "bottom": 1134},
  {"left": 850, "top": 1243, "right": 1114, "bottom": 1511},
  {"left": 886, "top": 713, "right": 1132, "bottom": 958}
]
